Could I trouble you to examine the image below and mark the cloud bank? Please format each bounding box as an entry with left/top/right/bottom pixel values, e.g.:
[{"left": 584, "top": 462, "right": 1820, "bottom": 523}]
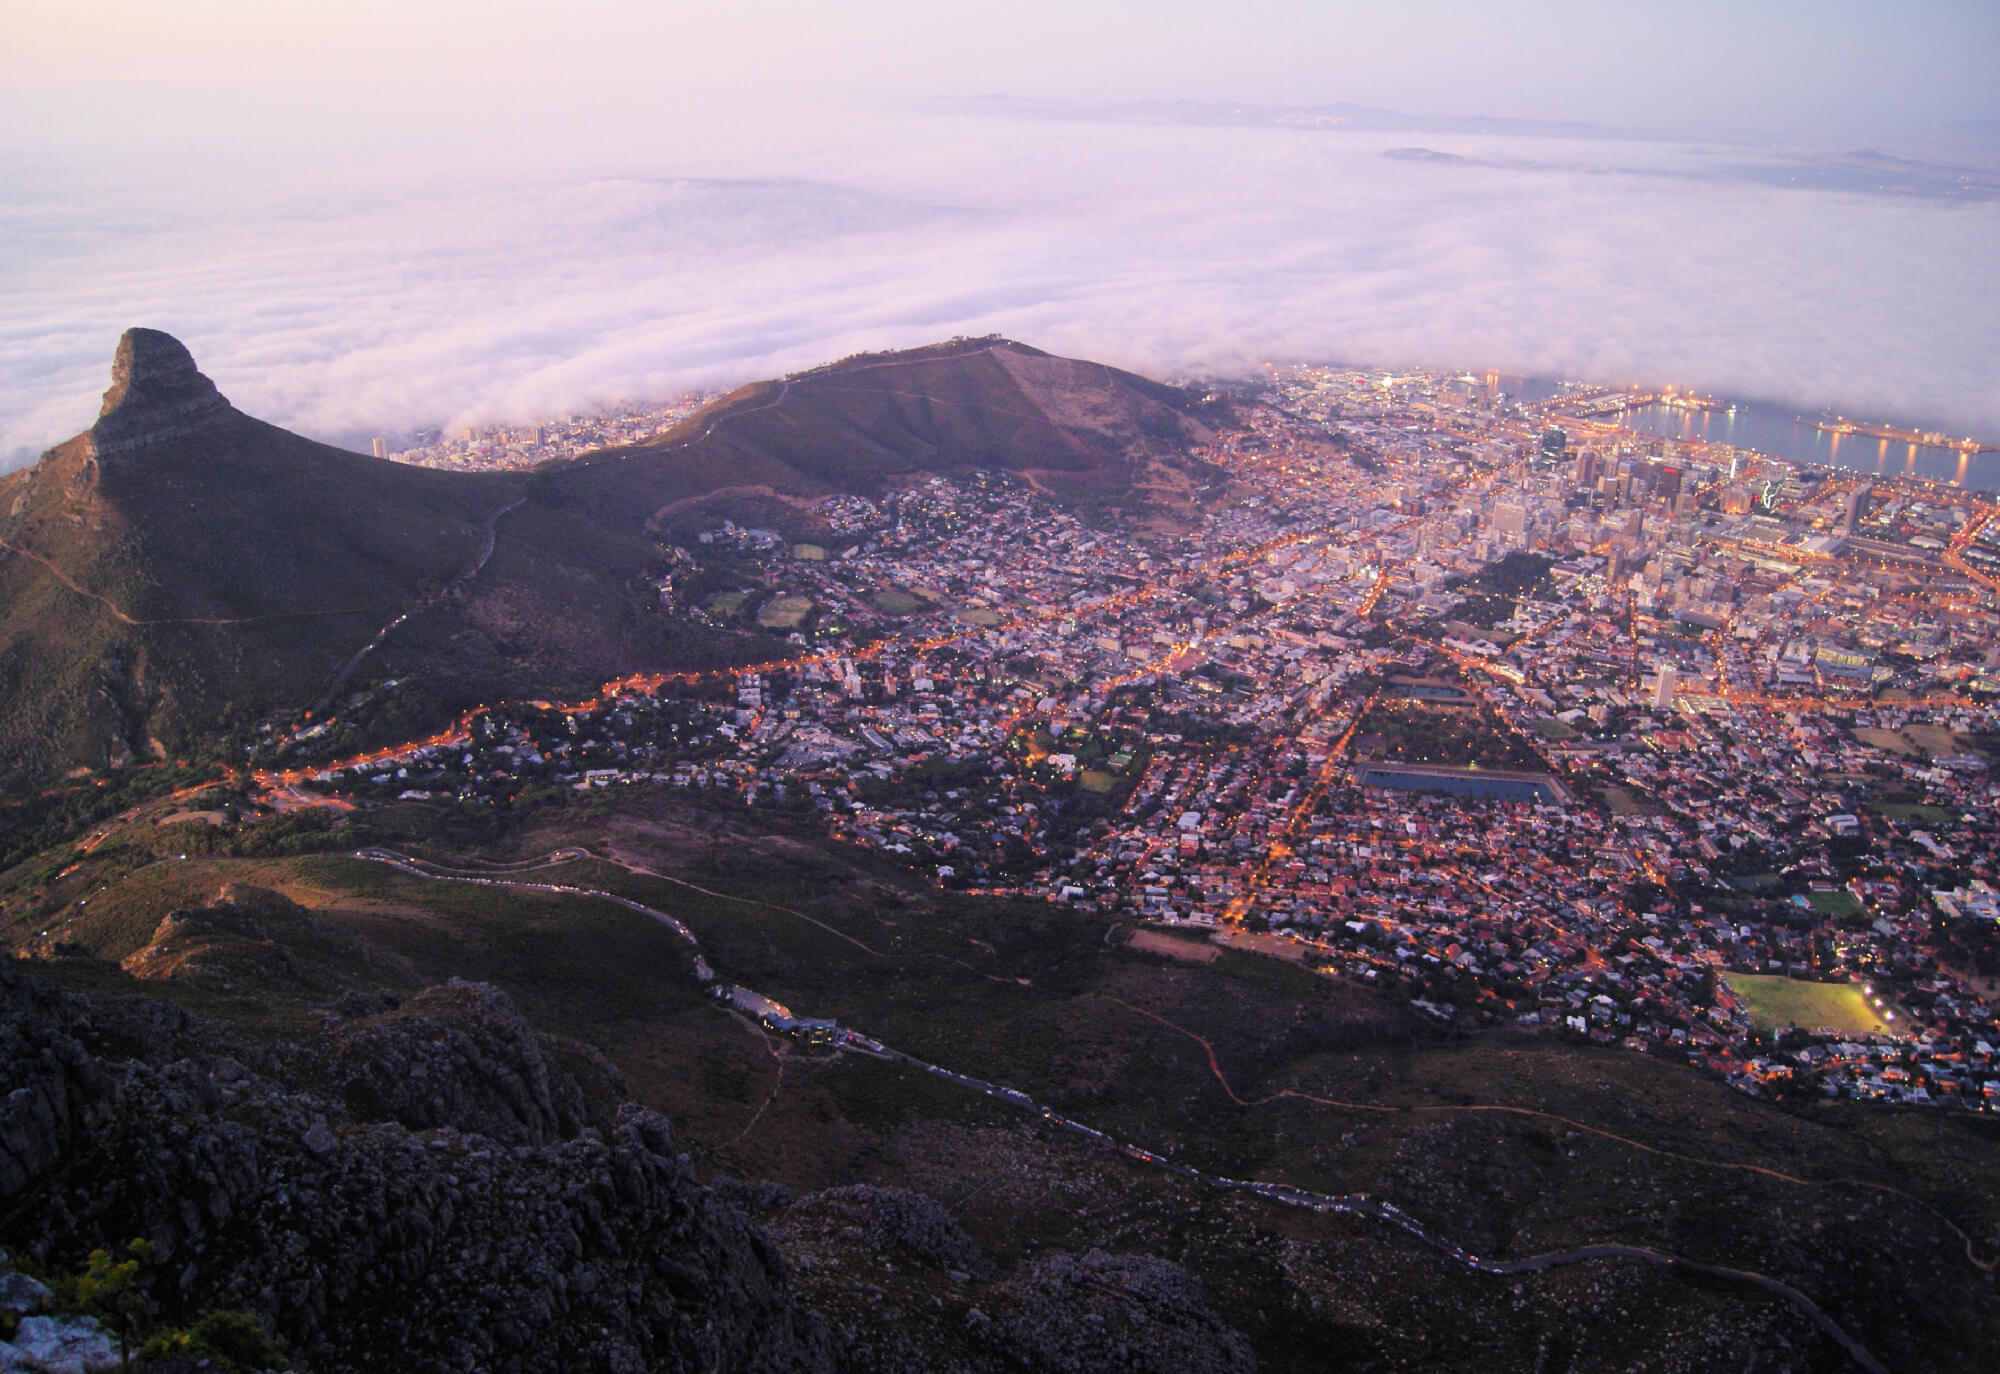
[{"left": 4, "top": 96, "right": 1997, "bottom": 469}]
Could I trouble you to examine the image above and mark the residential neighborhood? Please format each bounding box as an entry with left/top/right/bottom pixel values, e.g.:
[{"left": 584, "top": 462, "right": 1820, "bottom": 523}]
[{"left": 276, "top": 364, "right": 2000, "bottom": 1113}]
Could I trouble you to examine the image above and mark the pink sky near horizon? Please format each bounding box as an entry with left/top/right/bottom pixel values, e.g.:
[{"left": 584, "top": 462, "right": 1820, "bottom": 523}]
[{"left": 3, "top": 2, "right": 1996, "bottom": 466}]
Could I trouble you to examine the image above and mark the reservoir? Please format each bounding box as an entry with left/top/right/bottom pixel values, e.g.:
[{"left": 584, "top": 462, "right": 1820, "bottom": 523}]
[{"left": 1359, "top": 765, "right": 1565, "bottom": 804}]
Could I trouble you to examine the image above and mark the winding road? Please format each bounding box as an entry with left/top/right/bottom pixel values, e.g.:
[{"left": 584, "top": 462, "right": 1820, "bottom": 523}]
[
  {"left": 350, "top": 844, "right": 1892, "bottom": 1371},
  {"left": 311, "top": 495, "right": 526, "bottom": 714}
]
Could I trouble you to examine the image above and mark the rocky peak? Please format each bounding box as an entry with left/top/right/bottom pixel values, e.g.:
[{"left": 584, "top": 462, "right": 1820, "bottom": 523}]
[
  {"left": 325, "top": 978, "right": 609, "bottom": 1146},
  {"left": 89, "top": 328, "right": 234, "bottom": 460}
]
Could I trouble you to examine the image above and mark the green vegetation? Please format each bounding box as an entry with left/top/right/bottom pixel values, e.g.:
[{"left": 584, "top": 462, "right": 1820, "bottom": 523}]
[
  {"left": 1451, "top": 594, "right": 1518, "bottom": 631},
  {"left": 583, "top": 338, "right": 1211, "bottom": 515},
  {"left": 144, "top": 1310, "right": 293, "bottom": 1373},
  {"left": 1470, "top": 550, "right": 1553, "bottom": 596},
  {"left": 4, "top": 335, "right": 1210, "bottom": 790},
  {"left": 8, "top": 780, "right": 1997, "bottom": 1373},
  {"left": 1351, "top": 698, "right": 1543, "bottom": 771},
  {"left": 1805, "top": 888, "right": 1864, "bottom": 918},
  {"left": 0, "top": 381, "right": 511, "bottom": 791},
  {"left": 0, "top": 759, "right": 226, "bottom": 873},
  {"left": 1902, "top": 724, "right": 1963, "bottom": 755},
  {"left": 757, "top": 595, "right": 814, "bottom": 631},
  {"left": 40, "top": 1237, "right": 291, "bottom": 1373},
  {"left": 871, "top": 588, "right": 925, "bottom": 616},
  {"left": 72, "top": 1237, "right": 156, "bottom": 1366},
  {"left": 1855, "top": 727, "right": 1920, "bottom": 757},
  {"left": 1601, "top": 786, "right": 1651, "bottom": 816},
  {"left": 1855, "top": 724, "right": 1973, "bottom": 760},
  {"left": 18, "top": 339, "right": 1999, "bottom": 1370},
  {"left": 1726, "top": 974, "right": 1890, "bottom": 1035},
  {"left": 290, "top": 855, "right": 704, "bottom": 1034},
  {"left": 1876, "top": 802, "right": 1952, "bottom": 823}
]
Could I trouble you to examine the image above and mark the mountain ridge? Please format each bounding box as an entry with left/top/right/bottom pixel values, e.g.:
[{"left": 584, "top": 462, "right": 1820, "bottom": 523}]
[
  {"left": 544, "top": 335, "right": 1226, "bottom": 537},
  {"left": 0, "top": 329, "right": 1222, "bottom": 789}
]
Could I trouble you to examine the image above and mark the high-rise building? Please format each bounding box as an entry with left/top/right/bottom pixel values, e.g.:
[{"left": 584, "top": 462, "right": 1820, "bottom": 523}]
[
  {"left": 1843, "top": 483, "right": 1873, "bottom": 534},
  {"left": 1541, "top": 427, "right": 1568, "bottom": 465},
  {"left": 1653, "top": 665, "right": 1678, "bottom": 710},
  {"left": 1652, "top": 465, "right": 1682, "bottom": 503},
  {"left": 1573, "top": 448, "right": 1598, "bottom": 488},
  {"left": 371, "top": 436, "right": 389, "bottom": 460}
]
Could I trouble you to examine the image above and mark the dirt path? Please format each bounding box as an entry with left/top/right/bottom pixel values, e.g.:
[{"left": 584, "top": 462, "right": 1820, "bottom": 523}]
[
  {"left": 312, "top": 494, "right": 525, "bottom": 713},
  {"left": 593, "top": 847, "right": 887, "bottom": 957},
  {"left": 1103, "top": 994, "right": 1998, "bottom": 1273},
  {"left": 0, "top": 536, "right": 381, "bottom": 628}
]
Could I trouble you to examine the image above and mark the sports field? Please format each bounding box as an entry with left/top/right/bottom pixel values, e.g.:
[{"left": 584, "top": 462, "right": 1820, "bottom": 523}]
[
  {"left": 757, "top": 595, "right": 813, "bottom": 630},
  {"left": 1805, "top": 889, "right": 1862, "bottom": 918},
  {"left": 871, "top": 589, "right": 924, "bottom": 616},
  {"left": 1726, "top": 974, "right": 1892, "bottom": 1036}
]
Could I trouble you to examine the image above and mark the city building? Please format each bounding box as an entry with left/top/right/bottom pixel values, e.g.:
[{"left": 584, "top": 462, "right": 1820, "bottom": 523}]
[{"left": 1844, "top": 483, "right": 1874, "bottom": 534}]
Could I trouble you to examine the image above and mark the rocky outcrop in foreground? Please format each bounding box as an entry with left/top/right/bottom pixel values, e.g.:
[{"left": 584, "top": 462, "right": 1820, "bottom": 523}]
[
  {"left": 322, "top": 978, "right": 618, "bottom": 1146},
  {"left": 765, "top": 1183, "right": 1256, "bottom": 1374},
  {"left": 0, "top": 968, "right": 829, "bottom": 1374},
  {"left": 1, "top": 965, "right": 1256, "bottom": 1373}
]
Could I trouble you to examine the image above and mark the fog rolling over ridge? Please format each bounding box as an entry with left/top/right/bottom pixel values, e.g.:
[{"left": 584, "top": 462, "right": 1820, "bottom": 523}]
[{"left": 4, "top": 84, "right": 1998, "bottom": 469}]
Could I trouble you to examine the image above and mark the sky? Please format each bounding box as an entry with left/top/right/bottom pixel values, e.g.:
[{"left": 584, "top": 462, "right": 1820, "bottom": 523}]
[{"left": 4, "top": 1, "right": 1999, "bottom": 467}]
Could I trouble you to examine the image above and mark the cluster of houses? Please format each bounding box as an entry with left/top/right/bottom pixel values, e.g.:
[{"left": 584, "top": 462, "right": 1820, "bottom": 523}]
[{"left": 297, "top": 364, "right": 2000, "bottom": 1110}]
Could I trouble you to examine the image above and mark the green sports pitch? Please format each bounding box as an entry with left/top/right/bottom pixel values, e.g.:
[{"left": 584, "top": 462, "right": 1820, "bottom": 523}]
[{"left": 1726, "top": 974, "right": 1894, "bottom": 1036}]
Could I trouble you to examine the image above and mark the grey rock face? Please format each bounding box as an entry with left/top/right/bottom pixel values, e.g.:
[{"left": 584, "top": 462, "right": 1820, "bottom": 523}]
[
  {"left": 0, "top": 1313, "right": 120, "bottom": 1374},
  {"left": 0, "top": 1268, "right": 52, "bottom": 1316},
  {"left": 781, "top": 1185, "right": 988, "bottom": 1277},
  {"left": 769, "top": 1183, "right": 1255, "bottom": 1374},
  {"left": 323, "top": 977, "right": 600, "bottom": 1147},
  {"left": 88, "top": 328, "right": 234, "bottom": 460},
  {"left": 0, "top": 968, "right": 830, "bottom": 1374},
  {"left": 991, "top": 1249, "right": 1257, "bottom": 1374}
]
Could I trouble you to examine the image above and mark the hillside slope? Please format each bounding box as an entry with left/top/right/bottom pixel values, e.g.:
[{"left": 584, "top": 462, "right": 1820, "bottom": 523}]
[
  {"left": 0, "top": 330, "right": 526, "bottom": 784},
  {"left": 546, "top": 337, "right": 1228, "bottom": 535},
  {"left": 6, "top": 797, "right": 1992, "bottom": 1373},
  {"left": 0, "top": 332, "right": 1222, "bottom": 789}
]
